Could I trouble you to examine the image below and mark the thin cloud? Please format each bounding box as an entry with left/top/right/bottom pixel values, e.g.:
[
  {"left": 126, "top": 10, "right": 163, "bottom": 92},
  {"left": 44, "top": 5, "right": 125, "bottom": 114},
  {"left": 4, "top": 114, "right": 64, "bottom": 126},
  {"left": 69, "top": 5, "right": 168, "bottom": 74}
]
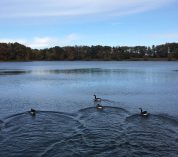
[{"left": 0, "top": 0, "right": 176, "bottom": 18}]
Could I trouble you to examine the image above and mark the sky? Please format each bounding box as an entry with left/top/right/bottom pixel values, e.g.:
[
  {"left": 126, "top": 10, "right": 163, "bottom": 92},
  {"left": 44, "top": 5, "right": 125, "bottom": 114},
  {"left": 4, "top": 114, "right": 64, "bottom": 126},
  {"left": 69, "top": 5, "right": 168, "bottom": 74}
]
[{"left": 0, "top": 0, "right": 178, "bottom": 49}]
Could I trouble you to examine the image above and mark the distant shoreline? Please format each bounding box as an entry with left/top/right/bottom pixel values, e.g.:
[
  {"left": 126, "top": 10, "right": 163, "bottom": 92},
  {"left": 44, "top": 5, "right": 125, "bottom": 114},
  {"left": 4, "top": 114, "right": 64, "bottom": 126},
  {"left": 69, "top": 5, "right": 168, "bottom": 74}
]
[
  {"left": 0, "top": 58, "right": 178, "bottom": 62},
  {"left": 125, "top": 57, "right": 178, "bottom": 61}
]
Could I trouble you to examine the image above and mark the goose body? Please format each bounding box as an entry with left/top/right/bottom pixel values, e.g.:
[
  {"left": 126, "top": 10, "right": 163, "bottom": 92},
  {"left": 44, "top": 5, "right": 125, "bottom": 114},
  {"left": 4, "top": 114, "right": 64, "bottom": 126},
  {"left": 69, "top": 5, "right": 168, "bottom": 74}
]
[
  {"left": 96, "top": 104, "right": 103, "bottom": 110},
  {"left": 30, "top": 108, "right": 36, "bottom": 116},
  {"left": 139, "top": 108, "right": 149, "bottom": 116},
  {"left": 93, "top": 94, "right": 101, "bottom": 102}
]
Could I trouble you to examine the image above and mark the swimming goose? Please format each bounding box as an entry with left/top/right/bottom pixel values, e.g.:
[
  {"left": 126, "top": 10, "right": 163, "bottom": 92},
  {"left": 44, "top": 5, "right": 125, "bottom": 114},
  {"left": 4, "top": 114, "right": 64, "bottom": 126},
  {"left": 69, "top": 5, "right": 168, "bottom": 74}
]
[
  {"left": 96, "top": 104, "right": 103, "bottom": 110},
  {"left": 30, "top": 108, "right": 36, "bottom": 116},
  {"left": 94, "top": 94, "right": 101, "bottom": 102},
  {"left": 139, "top": 108, "right": 149, "bottom": 116}
]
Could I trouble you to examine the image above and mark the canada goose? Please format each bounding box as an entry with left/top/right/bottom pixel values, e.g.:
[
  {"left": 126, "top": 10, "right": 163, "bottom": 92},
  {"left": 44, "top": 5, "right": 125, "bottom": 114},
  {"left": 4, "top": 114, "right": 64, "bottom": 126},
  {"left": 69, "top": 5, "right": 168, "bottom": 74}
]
[
  {"left": 93, "top": 94, "right": 101, "bottom": 102},
  {"left": 96, "top": 104, "right": 103, "bottom": 110},
  {"left": 30, "top": 108, "right": 36, "bottom": 116},
  {"left": 139, "top": 108, "right": 149, "bottom": 116}
]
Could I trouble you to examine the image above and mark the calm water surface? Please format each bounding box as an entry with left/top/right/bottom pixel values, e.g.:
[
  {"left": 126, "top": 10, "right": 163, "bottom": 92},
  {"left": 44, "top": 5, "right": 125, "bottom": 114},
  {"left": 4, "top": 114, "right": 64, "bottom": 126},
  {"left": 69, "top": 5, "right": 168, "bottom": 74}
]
[{"left": 0, "top": 61, "right": 178, "bottom": 156}]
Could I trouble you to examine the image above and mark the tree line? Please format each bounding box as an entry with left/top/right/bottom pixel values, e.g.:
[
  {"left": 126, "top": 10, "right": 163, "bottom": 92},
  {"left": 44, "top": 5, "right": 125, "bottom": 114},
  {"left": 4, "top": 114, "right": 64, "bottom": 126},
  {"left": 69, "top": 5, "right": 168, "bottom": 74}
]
[{"left": 0, "top": 42, "right": 178, "bottom": 61}]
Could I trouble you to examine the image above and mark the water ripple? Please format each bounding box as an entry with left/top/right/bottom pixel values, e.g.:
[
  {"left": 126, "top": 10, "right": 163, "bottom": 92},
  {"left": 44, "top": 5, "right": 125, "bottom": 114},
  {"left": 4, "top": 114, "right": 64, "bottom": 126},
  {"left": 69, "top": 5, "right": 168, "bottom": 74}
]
[{"left": 0, "top": 107, "right": 178, "bottom": 157}]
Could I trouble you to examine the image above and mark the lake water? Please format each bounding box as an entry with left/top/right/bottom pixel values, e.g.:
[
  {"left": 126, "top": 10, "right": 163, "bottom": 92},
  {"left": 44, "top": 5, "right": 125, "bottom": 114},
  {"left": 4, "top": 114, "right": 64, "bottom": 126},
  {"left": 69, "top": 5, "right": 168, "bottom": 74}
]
[{"left": 0, "top": 61, "right": 178, "bottom": 156}]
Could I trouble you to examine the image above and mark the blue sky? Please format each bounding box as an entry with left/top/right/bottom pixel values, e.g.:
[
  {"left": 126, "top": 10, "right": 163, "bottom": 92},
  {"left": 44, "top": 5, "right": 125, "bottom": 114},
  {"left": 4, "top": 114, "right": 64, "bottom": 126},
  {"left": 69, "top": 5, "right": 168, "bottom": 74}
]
[{"left": 0, "top": 0, "right": 178, "bottom": 49}]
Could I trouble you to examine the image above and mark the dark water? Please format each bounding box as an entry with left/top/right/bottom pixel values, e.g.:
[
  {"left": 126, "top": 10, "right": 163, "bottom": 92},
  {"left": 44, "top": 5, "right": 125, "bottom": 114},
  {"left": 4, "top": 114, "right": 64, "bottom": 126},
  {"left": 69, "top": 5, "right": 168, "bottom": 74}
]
[{"left": 0, "top": 61, "right": 178, "bottom": 156}]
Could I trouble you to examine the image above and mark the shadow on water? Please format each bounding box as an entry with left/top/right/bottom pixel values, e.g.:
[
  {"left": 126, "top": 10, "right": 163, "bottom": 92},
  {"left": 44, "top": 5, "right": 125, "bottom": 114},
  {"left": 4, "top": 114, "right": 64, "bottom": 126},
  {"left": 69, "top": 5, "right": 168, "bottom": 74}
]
[
  {"left": 0, "top": 107, "right": 178, "bottom": 157},
  {"left": 0, "top": 68, "right": 132, "bottom": 76},
  {"left": 0, "top": 120, "right": 3, "bottom": 129},
  {"left": 0, "top": 70, "right": 30, "bottom": 75},
  {"left": 32, "top": 68, "right": 131, "bottom": 75},
  {"left": 173, "top": 70, "right": 178, "bottom": 72}
]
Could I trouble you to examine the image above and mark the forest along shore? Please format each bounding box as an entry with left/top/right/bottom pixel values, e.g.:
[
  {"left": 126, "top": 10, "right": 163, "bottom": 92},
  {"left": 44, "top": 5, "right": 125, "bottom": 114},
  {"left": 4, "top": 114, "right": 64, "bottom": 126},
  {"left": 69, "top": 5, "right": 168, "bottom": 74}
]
[{"left": 0, "top": 42, "right": 178, "bottom": 61}]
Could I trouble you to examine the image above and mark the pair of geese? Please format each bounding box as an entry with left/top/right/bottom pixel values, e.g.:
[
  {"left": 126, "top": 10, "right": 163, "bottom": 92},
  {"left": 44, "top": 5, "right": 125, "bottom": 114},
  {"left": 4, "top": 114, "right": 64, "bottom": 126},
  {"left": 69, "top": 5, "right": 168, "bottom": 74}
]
[
  {"left": 29, "top": 95, "right": 102, "bottom": 116},
  {"left": 94, "top": 94, "right": 149, "bottom": 116},
  {"left": 29, "top": 95, "right": 149, "bottom": 117},
  {"left": 28, "top": 95, "right": 102, "bottom": 116}
]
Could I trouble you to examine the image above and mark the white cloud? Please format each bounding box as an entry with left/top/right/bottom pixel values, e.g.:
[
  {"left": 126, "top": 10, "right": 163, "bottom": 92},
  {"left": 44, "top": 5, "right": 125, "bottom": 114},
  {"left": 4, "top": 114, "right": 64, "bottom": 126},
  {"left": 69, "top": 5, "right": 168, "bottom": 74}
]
[
  {"left": 0, "top": 38, "right": 26, "bottom": 44},
  {"left": 29, "top": 34, "right": 80, "bottom": 48},
  {"left": 27, "top": 37, "right": 54, "bottom": 49},
  {"left": 148, "top": 33, "right": 178, "bottom": 39},
  {"left": 65, "top": 33, "right": 79, "bottom": 42},
  {"left": 0, "top": 0, "right": 176, "bottom": 18},
  {"left": 0, "top": 34, "right": 80, "bottom": 49}
]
